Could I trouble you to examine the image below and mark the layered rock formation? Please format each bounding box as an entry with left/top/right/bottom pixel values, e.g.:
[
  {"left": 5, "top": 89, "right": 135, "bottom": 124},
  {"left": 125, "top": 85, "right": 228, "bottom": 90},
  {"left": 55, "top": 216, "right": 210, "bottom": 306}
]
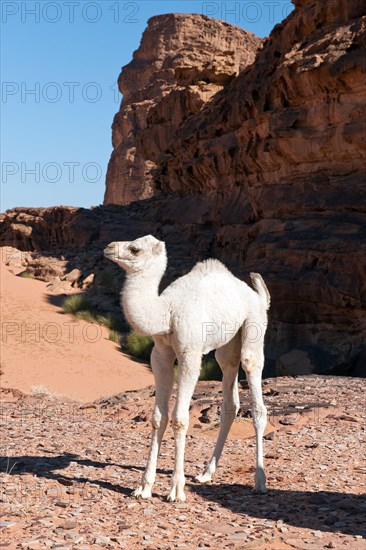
[
  {"left": 1, "top": 0, "right": 365, "bottom": 376},
  {"left": 104, "top": 0, "right": 366, "bottom": 374},
  {"left": 104, "top": 13, "right": 260, "bottom": 205},
  {"left": 145, "top": 2, "right": 365, "bottom": 197}
]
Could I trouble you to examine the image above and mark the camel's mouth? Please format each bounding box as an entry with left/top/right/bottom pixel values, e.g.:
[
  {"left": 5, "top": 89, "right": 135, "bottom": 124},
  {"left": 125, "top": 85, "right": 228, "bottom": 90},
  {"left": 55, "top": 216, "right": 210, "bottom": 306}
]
[{"left": 103, "top": 247, "right": 118, "bottom": 261}]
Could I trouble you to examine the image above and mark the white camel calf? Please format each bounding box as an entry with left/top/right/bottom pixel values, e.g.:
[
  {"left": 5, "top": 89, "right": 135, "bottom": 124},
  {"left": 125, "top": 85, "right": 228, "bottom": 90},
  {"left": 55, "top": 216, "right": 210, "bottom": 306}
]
[{"left": 104, "top": 235, "right": 270, "bottom": 502}]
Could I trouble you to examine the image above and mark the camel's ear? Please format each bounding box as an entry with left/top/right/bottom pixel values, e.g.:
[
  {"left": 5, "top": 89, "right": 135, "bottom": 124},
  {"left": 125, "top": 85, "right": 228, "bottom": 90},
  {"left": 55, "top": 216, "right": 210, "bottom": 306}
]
[{"left": 152, "top": 241, "right": 165, "bottom": 256}]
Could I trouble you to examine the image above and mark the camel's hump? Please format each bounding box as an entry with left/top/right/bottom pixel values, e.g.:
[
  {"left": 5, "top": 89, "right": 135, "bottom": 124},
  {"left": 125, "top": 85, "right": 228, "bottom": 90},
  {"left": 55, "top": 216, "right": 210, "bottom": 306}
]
[{"left": 190, "top": 258, "right": 232, "bottom": 277}]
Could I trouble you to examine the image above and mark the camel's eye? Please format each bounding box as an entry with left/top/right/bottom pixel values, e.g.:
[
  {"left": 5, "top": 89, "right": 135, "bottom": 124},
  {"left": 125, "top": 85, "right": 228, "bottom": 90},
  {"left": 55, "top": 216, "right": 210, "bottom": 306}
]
[{"left": 129, "top": 245, "right": 140, "bottom": 256}]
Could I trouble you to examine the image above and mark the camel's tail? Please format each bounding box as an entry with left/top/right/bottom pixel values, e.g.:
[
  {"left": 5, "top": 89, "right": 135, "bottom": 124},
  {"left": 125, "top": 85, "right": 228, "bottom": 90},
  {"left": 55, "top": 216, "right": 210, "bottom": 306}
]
[{"left": 250, "top": 272, "right": 271, "bottom": 310}]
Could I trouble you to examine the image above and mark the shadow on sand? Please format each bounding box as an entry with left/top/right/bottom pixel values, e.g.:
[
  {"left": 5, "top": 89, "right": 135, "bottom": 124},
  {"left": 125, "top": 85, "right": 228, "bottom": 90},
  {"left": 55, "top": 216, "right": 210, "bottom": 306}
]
[{"left": 1, "top": 454, "right": 365, "bottom": 537}]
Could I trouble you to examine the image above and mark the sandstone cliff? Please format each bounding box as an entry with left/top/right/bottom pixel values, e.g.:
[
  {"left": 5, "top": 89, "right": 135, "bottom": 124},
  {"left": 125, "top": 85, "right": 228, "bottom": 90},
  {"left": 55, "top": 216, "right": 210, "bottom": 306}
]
[
  {"left": 104, "top": 13, "right": 260, "bottom": 205},
  {"left": 105, "top": 0, "right": 366, "bottom": 374}
]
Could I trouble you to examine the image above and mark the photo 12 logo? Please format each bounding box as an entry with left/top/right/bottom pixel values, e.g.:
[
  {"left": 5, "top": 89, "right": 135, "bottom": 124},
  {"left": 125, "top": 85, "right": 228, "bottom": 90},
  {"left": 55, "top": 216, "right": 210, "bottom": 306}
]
[
  {"left": 1, "top": 81, "right": 121, "bottom": 104},
  {"left": 1, "top": 162, "right": 103, "bottom": 184},
  {"left": 1, "top": 321, "right": 102, "bottom": 344},
  {"left": 201, "top": 1, "right": 293, "bottom": 24},
  {"left": 1, "top": 2, "right": 139, "bottom": 24}
]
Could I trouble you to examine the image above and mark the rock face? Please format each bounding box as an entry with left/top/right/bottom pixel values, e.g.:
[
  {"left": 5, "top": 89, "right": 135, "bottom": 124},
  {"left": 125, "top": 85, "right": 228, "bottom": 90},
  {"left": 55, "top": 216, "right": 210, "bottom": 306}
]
[
  {"left": 147, "top": 2, "right": 366, "bottom": 197},
  {"left": 104, "top": 13, "right": 260, "bottom": 205},
  {"left": 103, "top": 0, "right": 366, "bottom": 374},
  {"left": 1, "top": 0, "right": 366, "bottom": 376}
]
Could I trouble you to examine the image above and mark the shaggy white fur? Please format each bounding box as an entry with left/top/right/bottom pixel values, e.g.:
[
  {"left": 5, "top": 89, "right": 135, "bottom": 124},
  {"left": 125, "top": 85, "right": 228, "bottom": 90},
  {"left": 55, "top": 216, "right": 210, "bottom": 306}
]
[{"left": 104, "top": 235, "right": 270, "bottom": 502}]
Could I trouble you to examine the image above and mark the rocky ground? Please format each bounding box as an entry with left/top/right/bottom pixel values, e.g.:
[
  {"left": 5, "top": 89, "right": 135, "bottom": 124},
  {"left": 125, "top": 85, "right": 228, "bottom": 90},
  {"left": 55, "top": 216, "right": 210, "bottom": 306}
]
[{"left": 1, "top": 376, "right": 365, "bottom": 549}]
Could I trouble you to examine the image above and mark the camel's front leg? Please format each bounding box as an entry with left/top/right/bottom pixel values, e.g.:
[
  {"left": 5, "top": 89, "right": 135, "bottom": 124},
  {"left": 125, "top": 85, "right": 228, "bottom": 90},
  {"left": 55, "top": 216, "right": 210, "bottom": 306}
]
[
  {"left": 132, "top": 345, "right": 175, "bottom": 499},
  {"left": 168, "top": 351, "right": 201, "bottom": 502}
]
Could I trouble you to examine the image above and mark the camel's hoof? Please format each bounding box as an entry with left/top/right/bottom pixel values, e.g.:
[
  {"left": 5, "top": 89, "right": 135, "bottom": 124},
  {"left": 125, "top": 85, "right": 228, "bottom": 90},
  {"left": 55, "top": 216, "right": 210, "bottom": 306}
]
[
  {"left": 252, "top": 485, "right": 268, "bottom": 494},
  {"left": 195, "top": 472, "right": 212, "bottom": 484},
  {"left": 254, "top": 469, "right": 267, "bottom": 494},
  {"left": 167, "top": 487, "right": 186, "bottom": 503},
  {"left": 131, "top": 485, "right": 152, "bottom": 499}
]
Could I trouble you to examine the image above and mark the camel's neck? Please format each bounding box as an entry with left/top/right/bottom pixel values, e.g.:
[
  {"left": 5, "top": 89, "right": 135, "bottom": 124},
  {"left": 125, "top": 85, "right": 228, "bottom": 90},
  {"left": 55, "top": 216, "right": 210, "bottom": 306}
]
[{"left": 122, "top": 267, "right": 170, "bottom": 337}]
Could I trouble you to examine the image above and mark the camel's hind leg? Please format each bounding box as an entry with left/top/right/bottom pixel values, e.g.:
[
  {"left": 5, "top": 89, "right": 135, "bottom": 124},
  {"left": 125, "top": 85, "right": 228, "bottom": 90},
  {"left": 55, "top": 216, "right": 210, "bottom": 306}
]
[
  {"left": 196, "top": 333, "right": 241, "bottom": 483},
  {"left": 241, "top": 317, "right": 268, "bottom": 493},
  {"left": 132, "top": 341, "right": 175, "bottom": 499}
]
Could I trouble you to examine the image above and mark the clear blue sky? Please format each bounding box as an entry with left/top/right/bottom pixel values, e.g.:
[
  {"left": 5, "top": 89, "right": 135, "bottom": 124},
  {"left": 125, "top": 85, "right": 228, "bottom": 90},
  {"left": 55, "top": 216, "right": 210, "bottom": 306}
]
[{"left": 1, "top": 1, "right": 293, "bottom": 212}]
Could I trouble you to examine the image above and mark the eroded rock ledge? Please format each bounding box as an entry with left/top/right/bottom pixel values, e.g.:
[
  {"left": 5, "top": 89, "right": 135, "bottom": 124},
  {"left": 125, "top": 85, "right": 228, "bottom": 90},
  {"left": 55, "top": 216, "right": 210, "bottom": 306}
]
[{"left": 104, "top": 13, "right": 261, "bottom": 205}]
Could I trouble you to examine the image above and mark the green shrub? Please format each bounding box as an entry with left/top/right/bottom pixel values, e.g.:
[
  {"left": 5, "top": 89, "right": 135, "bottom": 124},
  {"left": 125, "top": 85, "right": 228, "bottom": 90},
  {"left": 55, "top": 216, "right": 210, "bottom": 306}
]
[
  {"left": 63, "top": 295, "right": 126, "bottom": 338},
  {"left": 173, "top": 356, "right": 222, "bottom": 382},
  {"left": 109, "top": 330, "right": 121, "bottom": 344},
  {"left": 106, "top": 312, "right": 126, "bottom": 333},
  {"left": 62, "top": 294, "right": 93, "bottom": 314},
  {"left": 124, "top": 336, "right": 227, "bottom": 380},
  {"left": 74, "top": 309, "right": 99, "bottom": 323},
  {"left": 126, "top": 331, "right": 154, "bottom": 360},
  {"left": 199, "top": 356, "right": 222, "bottom": 381},
  {"left": 19, "top": 270, "right": 34, "bottom": 279}
]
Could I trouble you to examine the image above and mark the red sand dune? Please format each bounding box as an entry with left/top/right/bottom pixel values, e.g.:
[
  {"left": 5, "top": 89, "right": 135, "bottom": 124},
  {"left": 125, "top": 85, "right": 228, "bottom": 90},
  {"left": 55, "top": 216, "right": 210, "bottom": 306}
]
[{"left": 0, "top": 258, "right": 154, "bottom": 401}]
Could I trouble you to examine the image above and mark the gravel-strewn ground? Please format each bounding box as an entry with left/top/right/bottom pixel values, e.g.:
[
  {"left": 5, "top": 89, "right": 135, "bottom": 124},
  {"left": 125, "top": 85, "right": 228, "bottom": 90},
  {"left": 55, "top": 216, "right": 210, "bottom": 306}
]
[{"left": 1, "top": 376, "right": 365, "bottom": 549}]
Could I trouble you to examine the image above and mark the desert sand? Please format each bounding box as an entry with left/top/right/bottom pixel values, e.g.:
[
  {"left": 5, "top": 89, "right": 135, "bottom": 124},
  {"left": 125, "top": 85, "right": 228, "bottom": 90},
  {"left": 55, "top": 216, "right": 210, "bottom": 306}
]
[{"left": 0, "top": 257, "right": 154, "bottom": 402}]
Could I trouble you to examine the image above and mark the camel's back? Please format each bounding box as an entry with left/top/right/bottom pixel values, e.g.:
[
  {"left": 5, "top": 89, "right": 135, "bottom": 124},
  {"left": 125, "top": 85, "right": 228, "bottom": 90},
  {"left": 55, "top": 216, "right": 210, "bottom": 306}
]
[
  {"left": 163, "top": 259, "right": 254, "bottom": 318},
  {"left": 163, "top": 259, "right": 241, "bottom": 296},
  {"left": 161, "top": 259, "right": 257, "bottom": 352}
]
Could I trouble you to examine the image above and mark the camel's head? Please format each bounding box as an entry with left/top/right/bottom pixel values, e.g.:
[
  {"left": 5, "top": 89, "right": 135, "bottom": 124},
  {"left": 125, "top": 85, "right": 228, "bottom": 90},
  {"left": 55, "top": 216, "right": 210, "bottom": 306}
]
[{"left": 104, "top": 235, "right": 166, "bottom": 274}]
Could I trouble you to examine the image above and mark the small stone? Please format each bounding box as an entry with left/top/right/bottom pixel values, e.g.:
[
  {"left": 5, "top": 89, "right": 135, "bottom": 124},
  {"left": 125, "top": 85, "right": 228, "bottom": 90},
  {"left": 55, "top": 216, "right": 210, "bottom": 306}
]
[
  {"left": 82, "top": 273, "right": 95, "bottom": 288},
  {"left": 62, "top": 268, "right": 82, "bottom": 284},
  {"left": 94, "top": 535, "right": 110, "bottom": 545},
  {"left": 57, "top": 478, "right": 73, "bottom": 487},
  {"left": 65, "top": 534, "right": 83, "bottom": 543},
  {"left": 227, "top": 534, "right": 247, "bottom": 541},
  {"left": 118, "top": 521, "right": 132, "bottom": 531},
  {"left": 279, "top": 415, "right": 299, "bottom": 425},
  {"left": 0, "top": 520, "right": 17, "bottom": 528},
  {"left": 59, "top": 520, "right": 77, "bottom": 530},
  {"left": 47, "top": 488, "right": 61, "bottom": 496},
  {"left": 55, "top": 501, "right": 68, "bottom": 508},
  {"left": 265, "top": 453, "right": 279, "bottom": 459}
]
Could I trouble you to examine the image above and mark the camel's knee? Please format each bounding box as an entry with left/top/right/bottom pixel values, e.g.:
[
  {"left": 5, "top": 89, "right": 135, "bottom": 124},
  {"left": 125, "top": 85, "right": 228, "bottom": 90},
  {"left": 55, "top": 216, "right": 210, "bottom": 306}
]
[
  {"left": 241, "top": 350, "right": 263, "bottom": 374},
  {"left": 172, "top": 416, "right": 189, "bottom": 432},
  {"left": 151, "top": 413, "right": 168, "bottom": 430}
]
